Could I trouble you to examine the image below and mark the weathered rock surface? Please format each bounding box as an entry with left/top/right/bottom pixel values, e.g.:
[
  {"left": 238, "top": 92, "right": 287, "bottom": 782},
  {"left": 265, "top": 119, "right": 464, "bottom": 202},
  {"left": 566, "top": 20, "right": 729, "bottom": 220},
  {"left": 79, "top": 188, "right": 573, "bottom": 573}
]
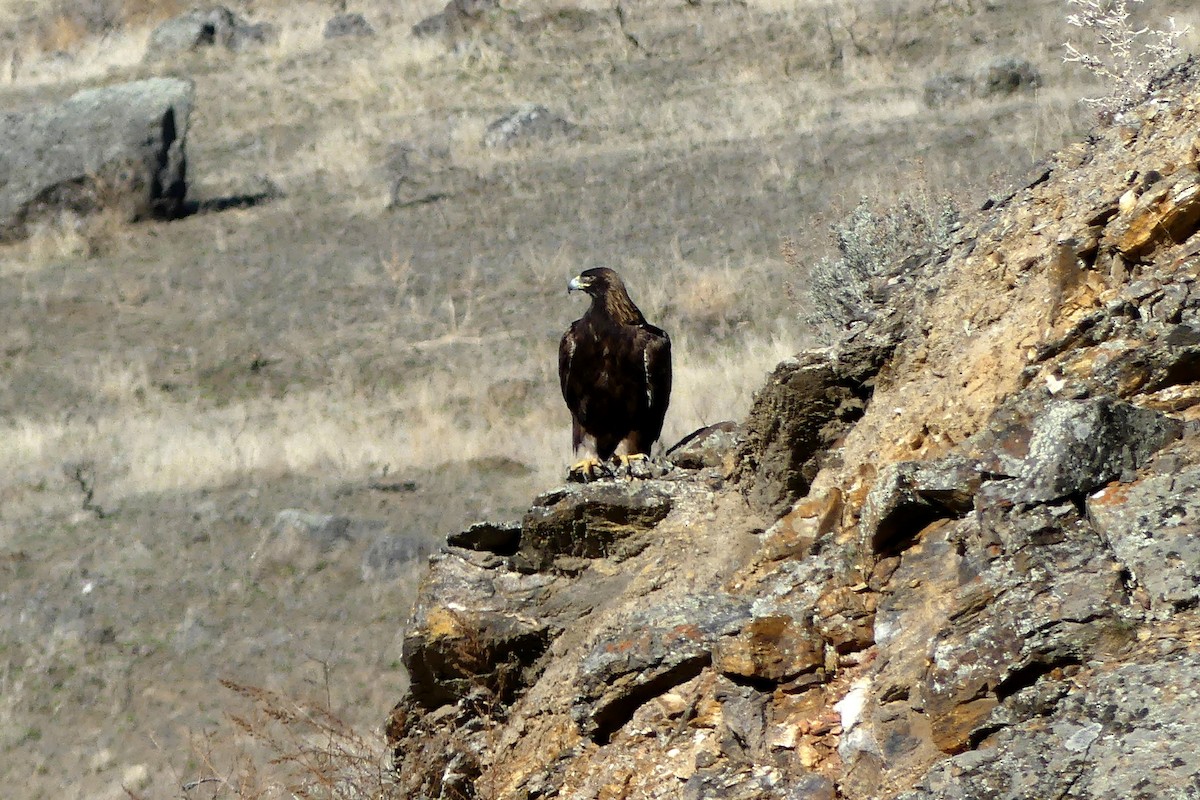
[
  {"left": 387, "top": 57, "right": 1200, "bottom": 800},
  {"left": 665, "top": 420, "right": 741, "bottom": 471},
  {"left": 901, "top": 647, "right": 1200, "bottom": 800},
  {"left": 0, "top": 78, "right": 192, "bottom": 241},
  {"left": 735, "top": 326, "right": 894, "bottom": 517},
  {"left": 517, "top": 482, "right": 673, "bottom": 571}
]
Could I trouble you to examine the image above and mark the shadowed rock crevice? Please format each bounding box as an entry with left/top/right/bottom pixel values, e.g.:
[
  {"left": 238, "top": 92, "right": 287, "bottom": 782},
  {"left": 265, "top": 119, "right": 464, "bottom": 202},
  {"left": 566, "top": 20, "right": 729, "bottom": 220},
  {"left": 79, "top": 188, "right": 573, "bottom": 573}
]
[
  {"left": 587, "top": 653, "right": 712, "bottom": 746},
  {"left": 993, "top": 654, "right": 1083, "bottom": 703}
]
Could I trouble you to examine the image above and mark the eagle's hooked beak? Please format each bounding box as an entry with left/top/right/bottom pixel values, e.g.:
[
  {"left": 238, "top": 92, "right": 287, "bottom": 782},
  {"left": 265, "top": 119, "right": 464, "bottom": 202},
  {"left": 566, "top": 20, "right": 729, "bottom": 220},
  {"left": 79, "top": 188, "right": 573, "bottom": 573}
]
[{"left": 568, "top": 276, "right": 587, "bottom": 293}]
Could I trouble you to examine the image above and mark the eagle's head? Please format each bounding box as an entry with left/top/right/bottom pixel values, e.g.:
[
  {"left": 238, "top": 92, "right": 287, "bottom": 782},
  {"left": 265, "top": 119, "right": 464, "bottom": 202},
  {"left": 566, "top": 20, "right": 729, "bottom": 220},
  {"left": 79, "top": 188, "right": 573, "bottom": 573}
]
[
  {"left": 567, "top": 267, "right": 620, "bottom": 297},
  {"left": 568, "top": 267, "right": 645, "bottom": 325}
]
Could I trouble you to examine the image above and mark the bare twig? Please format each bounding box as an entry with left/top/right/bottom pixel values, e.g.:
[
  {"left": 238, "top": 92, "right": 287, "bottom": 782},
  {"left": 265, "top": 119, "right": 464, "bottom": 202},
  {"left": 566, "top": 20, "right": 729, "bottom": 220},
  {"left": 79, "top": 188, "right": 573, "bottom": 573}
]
[{"left": 63, "top": 460, "right": 109, "bottom": 518}]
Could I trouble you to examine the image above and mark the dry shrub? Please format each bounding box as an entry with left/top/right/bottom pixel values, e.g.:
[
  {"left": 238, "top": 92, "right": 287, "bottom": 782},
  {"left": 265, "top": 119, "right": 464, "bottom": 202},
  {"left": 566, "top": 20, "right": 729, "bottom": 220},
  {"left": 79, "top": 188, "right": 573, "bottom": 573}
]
[
  {"left": 189, "top": 677, "right": 397, "bottom": 799},
  {"left": 795, "top": 191, "right": 959, "bottom": 338},
  {"left": 1064, "top": 0, "right": 1191, "bottom": 111}
]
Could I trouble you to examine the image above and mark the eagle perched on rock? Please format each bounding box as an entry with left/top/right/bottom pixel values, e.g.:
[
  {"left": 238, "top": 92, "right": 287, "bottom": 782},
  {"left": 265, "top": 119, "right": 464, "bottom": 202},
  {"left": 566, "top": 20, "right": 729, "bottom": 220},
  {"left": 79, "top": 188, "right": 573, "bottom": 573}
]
[{"left": 559, "top": 267, "right": 672, "bottom": 480}]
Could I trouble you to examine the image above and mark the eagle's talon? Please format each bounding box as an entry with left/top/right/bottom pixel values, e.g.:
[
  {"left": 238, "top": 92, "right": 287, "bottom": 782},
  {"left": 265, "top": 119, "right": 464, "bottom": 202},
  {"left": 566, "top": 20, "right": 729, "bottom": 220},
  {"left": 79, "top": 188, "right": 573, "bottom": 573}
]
[{"left": 567, "top": 457, "right": 610, "bottom": 483}]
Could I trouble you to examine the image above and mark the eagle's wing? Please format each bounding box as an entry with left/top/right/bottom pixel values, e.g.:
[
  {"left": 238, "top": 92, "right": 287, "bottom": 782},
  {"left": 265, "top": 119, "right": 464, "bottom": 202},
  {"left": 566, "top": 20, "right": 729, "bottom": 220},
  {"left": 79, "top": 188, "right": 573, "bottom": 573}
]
[
  {"left": 559, "top": 323, "right": 585, "bottom": 452},
  {"left": 636, "top": 324, "right": 672, "bottom": 452}
]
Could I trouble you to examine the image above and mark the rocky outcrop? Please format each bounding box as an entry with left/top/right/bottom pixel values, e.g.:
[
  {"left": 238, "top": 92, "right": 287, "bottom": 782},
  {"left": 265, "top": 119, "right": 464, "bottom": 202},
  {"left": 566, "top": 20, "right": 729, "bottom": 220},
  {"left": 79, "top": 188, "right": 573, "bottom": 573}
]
[
  {"left": 0, "top": 78, "right": 192, "bottom": 241},
  {"left": 387, "top": 58, "right": 1200, "bottom": 798}
]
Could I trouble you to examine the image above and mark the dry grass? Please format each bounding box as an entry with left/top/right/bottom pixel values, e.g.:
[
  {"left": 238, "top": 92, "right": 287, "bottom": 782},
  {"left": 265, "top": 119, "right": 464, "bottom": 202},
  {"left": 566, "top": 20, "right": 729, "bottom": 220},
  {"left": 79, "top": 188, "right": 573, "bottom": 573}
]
[
  {"left": 193, "top": 677, "right": 397, "bottom": 800},
  {"left": 0, "top": 313, "right": 796, "bottom": 514}
]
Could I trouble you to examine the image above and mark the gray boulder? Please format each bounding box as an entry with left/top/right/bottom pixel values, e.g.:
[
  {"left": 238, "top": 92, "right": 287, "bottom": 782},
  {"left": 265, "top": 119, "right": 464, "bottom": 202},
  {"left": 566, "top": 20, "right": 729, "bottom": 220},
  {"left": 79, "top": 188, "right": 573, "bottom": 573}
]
[
  {"left": 324, "top": 12, "right": 375, "bottom": 39},
  {"left": 900, "top": 653, "right": 1200, "bottom": 800},
  {"left": 0, "top": 78, "right": 192, "bottom": 242},
  {"left": 144, "top": 6, "right": 274, "bottom": 61}
]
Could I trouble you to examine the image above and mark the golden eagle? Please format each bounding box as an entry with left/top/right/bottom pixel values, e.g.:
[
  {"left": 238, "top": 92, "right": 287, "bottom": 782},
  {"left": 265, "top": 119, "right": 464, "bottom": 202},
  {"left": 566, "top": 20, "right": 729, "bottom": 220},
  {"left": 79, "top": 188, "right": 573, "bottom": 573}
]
[{"left": 559, "top": 267, "right": 672, "bottom": 479}]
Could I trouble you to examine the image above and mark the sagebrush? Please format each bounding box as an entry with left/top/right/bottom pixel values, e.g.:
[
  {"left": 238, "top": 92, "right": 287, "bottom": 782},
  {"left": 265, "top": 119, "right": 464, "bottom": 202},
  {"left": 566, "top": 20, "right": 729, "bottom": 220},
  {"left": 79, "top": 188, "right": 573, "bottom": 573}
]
[{"left": 794, "top": 193, "right": 959, "bottom": 337}]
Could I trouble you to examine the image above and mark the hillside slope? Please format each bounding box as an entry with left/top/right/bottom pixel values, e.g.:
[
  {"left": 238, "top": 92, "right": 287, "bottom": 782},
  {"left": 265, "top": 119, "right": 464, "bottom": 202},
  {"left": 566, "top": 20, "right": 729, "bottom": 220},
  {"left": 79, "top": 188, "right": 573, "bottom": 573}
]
[{"left": 389, "top": 57, "right": 1200, "bottom": 798}]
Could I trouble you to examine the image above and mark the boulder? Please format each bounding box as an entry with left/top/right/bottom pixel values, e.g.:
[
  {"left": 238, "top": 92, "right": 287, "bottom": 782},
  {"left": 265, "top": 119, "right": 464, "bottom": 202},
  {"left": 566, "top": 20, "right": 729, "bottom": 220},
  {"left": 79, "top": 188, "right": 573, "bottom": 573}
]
[
  {"left": 323, "top": 12, "right": 375, "bottom": 39},
  {"left": 1088, "top": 438, "right": 1200, "bottom": 614},
  {"left": 517, "top": 482, "right": 673, "bottom": 571},
  {"left": 481, "top": 104, "right": 581, "bottom": 149},
  {"left": 402, "top": 548, "right": 560, "bottom": 709},
  {"left": 573, "top": 593, "right": 750, "bottom": 742},
  {"left": 412, "top": 0, "right": 499, "bottom": 40},
  {"left": 735, "top": 340, "right": 882, "bottom": 517},
  {"left": 666, "top": 421, "right": 741, "bottom": 471},
  {"left": 0, "top": 78, "right": 192, "bottom": 241},
  {"left": 144, "top": 6, "right": 274, "bottom": 61},
  {"left": 901, "top": 653, "right": 1200, "bottom": 800},
  {"left": 971, "top": 396, "right": 1182, "bottom": 507}
]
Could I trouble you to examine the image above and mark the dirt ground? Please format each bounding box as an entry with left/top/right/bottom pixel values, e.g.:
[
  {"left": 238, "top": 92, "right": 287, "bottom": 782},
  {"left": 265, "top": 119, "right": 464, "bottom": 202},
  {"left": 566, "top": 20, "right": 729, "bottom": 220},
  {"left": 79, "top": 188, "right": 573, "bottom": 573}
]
[{"left": 0, "top": 0, "right": 1195, "bottom": 796}]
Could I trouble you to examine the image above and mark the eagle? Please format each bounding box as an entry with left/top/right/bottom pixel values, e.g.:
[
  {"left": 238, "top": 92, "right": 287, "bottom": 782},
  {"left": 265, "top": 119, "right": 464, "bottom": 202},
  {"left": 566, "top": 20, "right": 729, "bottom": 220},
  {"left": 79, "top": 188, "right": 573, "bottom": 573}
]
[{"left": 559, "top": 267, "right": 672, "bottom": 480}]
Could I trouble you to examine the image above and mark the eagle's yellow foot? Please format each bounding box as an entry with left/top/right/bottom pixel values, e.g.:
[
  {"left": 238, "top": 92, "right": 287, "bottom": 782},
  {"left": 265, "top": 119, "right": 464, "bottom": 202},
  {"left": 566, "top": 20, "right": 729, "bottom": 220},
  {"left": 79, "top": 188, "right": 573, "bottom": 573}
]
[
  {"left": 568, "top": 457, "right": 610, "bottom": 482},
  {"left": 615, "top": 453, "right": 648, "bottom": 468}
]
